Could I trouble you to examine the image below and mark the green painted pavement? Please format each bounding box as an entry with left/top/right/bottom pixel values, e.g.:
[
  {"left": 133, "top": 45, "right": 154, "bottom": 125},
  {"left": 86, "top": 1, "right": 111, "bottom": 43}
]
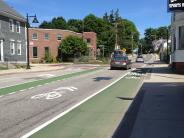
[
  {"left": 30, "top": 70, "right": 143, "bottom": 138},
  {"left": 0, "top": 68, "right": 100, "bottom": 96}
]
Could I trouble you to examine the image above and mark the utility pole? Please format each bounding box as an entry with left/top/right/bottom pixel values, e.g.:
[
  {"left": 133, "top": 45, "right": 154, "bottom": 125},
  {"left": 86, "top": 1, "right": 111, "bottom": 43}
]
[
  {"left": 114, "top": 22, "right": 119, "bottom": 50},
  {"left": 82, "top": 20, "right": 84, "bottom": 40},
  {"left": 131, "top": 33, "right": 134, "bottom": 55}
]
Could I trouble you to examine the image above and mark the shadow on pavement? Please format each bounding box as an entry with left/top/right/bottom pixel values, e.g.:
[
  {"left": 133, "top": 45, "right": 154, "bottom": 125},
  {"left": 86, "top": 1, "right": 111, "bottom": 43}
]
[
  {"left": 117, "top": 97, "right": 134, "bottom": 101},
  {"left": 112, "top": 86, "right": 146, "bottom": 138},
  {"left": 93, "top": 77, "right": 113, "bottom": 82},
  {"left": 112, "top": 82, "right": 184, "bottom": 138}
]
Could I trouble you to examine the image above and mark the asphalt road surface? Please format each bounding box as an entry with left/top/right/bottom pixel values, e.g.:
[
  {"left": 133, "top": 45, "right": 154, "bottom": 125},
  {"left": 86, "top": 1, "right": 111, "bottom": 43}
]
[
  {"left": 0, "top": 66, "right": 131, "bottom": 138},
  {"left": 0, "top": 55, "right": 153, "bottom": 138}
]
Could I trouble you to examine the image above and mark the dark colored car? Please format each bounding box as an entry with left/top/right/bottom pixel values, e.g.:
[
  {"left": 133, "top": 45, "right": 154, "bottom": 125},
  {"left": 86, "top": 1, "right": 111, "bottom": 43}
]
[{"left": 110, "top": 55, "right": 131, "bottom": 70}]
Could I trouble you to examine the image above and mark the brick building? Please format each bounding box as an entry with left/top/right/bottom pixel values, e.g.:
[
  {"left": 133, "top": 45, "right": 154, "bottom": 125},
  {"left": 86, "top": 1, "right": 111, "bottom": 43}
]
[{"left": 28, "top": 28, "right": 96, "bottom": 63}]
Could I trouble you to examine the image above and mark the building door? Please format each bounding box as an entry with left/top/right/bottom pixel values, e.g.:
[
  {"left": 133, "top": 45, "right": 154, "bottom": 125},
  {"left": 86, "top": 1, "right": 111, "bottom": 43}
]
[
  {"left": 45, "top": 47, "right": 49, "bottom": 56},
  {"left": 0, "top": 40, "right": 3, "bottom": 62}
]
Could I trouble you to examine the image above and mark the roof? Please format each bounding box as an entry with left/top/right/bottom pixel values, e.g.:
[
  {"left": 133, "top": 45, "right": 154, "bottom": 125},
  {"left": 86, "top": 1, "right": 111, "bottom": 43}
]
[{"left": 0, "top": 0, "right": 26, "bottom": 22}]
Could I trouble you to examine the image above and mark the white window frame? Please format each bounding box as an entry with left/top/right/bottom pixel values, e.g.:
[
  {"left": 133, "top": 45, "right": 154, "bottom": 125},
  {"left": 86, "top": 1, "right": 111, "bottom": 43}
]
[
  {"left": 10, "top": 40, "right": 15, "bottom": 55},
  {"left": 17, "top": 41, "right": 22, "bottom": 55},
  {"left": 32, "top": 33, "right": 38, "bottom": 40},
  {"left": 9, "top": 19, "right": 14, "bottom": 32},
  {"left": 57, "top": 34, "right": 62, "bottom": 41},
  {"left": 16, "top": 21, "right": 20, "bottom": 33},
  {"left": 44, "top": 33, "right": 49, "bottom": 40}
]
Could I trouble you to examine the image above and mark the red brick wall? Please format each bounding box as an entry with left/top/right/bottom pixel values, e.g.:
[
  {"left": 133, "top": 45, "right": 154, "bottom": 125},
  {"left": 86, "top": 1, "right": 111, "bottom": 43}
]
[
  {"left": 172, "top": 62, "right": 184, "bottom": 73},
  {"left": 29, "top": 28, "right": 96, "bottom": 63},
  {"left": 83, "top": 32, "right": 97, "bottom": 58}
]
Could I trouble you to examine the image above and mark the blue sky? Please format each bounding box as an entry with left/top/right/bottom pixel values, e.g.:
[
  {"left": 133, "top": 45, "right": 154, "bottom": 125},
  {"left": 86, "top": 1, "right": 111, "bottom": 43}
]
[{"left": 5, "top": 0, "right": 171, "bottom": 38}]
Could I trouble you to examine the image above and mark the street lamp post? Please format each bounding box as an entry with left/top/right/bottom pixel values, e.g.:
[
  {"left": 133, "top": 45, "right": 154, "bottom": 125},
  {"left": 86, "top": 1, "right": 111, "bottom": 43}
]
[{"left": 26, "top": 13, "right": 39, "bottom": 69}]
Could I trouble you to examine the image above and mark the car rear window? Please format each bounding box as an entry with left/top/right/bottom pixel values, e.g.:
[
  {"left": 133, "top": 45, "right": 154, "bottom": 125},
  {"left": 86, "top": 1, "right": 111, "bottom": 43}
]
[{"left": 113, "top": 56, "right": 127, "bottom": 61}]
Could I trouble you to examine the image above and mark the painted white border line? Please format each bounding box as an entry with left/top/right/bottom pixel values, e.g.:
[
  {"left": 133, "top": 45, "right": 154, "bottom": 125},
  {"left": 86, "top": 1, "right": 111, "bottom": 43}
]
[
  {"left": 8, "top": 92, "right": 16, "bottom": 95},
  {"left": 20, "top": 71, "right": 130, "bottom": 138}
]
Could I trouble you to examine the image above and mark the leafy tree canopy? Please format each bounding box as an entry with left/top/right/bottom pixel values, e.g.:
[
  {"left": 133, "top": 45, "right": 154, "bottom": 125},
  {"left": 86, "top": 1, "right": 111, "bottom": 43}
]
[
  {"left": 39, "top": 9, "right": 140, "bottom": 56},
  {"left": 67, "top": 19, "right": 83, "bottom": 33},
  {"left": 59, "top": 35, "right": 88, "bottom": 57},
  {"left": 39, "top": 17, "right": 67, "bottom": 29}
]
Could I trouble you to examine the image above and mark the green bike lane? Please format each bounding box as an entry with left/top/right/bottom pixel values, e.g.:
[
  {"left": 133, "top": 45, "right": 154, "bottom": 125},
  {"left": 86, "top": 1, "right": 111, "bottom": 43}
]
[
  {"left": 0, "top": 68, "right": 101, "bottom": 96},
  {"left": 25, "top": 69, "right": 146, "bottom": 138}
]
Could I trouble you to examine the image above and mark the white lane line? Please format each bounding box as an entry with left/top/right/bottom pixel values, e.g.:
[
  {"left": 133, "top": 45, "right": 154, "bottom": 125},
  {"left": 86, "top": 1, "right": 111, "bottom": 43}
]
[
  {"left": 8, "top": 92, "right": 16, "bottom": 95},
  {"left": 28, "top": 87, "right": 34, "bottom": 90},
  {"left": 20, "top": 89, "right": 25, "bottom": 92},
  {"left": 20, "top": 71, "right": 130, "bottom": 138}
]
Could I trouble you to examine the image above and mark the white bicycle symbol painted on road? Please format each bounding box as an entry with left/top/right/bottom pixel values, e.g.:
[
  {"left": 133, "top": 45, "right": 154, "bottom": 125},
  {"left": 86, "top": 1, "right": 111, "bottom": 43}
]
[{"left": 31, "top": 86, "right": 78, "bottom": 100}]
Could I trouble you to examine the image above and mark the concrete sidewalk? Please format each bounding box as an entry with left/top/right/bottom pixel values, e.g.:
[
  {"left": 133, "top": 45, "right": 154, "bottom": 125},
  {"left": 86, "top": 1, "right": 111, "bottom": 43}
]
[
  {"left": 0, "top": 64, "right": 68, "bottom": 75},
  {"left": 129, "top": 62, "right": 184, "bottom": 138}
]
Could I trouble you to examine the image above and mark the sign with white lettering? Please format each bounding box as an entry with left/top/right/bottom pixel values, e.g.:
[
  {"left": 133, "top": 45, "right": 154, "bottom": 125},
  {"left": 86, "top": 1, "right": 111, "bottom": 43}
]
[{"left": 168, "top": 0, "right": 184, "bottom": 12}]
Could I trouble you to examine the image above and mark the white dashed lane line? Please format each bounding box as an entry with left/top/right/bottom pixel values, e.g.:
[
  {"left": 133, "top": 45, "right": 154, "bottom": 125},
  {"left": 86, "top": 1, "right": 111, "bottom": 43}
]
[{"left": 8, "top": 92, "right": 16, "bottom": 95}]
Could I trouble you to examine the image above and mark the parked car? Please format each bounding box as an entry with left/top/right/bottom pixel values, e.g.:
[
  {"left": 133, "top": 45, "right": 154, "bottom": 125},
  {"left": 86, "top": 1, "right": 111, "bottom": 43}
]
[
  {"left": 136, "top": 55, "right": 144, "bottom": 63},
  {"left": 110, "top": 54, "right": 131, "bottom": 70}
]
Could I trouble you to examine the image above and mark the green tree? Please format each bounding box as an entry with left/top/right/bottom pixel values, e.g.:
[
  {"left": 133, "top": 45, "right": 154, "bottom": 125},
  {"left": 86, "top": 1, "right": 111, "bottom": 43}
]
[
  {"left": 103, "top": 12, "right": 109, "bottom": 22},
  {"left": 156, "top": 26, "right": 168, "bottom": 39},
  {"left": 139, "top": 38, "right": 151, "bottom": 54},
  {"left": 84, "top": 14, "right": 114, "bottom": 56},
  {"left": 109, "top": 10, "right": 115, "bottom": 23},
  {"left": 39, "top": 21, "right": 54, "bottom": 28},
  {"left": 52, "top": 17, "right": 67, "bottom": 29},
  {"left": 117, "top": 19, "right": 139, "bottom": 53},
  {"left": 39, "top": 17, "right": 67, "bottom": 29},
  {"left": 59, "top": 36, "right": 88, "bottom": 60},
  {"left": 144, "top": 28, "right": 157, "bottom": 45},
  {"left": 114, "top": 9, "right": 121, "bottom": 22},
  {"left": 67, "top": 19, "right": 83, "bottom": 33}
]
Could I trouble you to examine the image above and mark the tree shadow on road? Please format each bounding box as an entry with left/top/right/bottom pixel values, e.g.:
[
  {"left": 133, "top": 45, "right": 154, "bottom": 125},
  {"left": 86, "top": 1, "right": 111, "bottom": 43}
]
[{"left": 93, "top": 77, "right": 112, "bottom": 82}]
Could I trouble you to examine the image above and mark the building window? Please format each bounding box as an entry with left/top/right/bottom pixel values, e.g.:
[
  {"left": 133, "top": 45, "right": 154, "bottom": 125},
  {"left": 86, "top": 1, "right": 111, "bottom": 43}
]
[
  {"left": 44, "top": 33, "right": 49, "bottom": 40},
  {"left": 17, "top": 42, "right": 21, "bottom": 55},
  {"left": 57, "top": 34, "right": 62, "bottom": 40},
  {"left": 9, "top": 19, "right": 14, "bottom": 32},
  {"left": 16, "top": 21, "right": 20, "bottom": 33},
  {"left": 86, "top": 38, "right": 91, "bottom": 44},
  {"left": 179, "top": 26, "right": 184, "bottom": 50},
  {"left": 33, "top": 47, "right": 38, "bottom": 58},
  {"left": 10, "top": 41, "right": 15, "bottom": 55},
  {"left": 32, "top": 33, "right": 38, "bottom": 40}
]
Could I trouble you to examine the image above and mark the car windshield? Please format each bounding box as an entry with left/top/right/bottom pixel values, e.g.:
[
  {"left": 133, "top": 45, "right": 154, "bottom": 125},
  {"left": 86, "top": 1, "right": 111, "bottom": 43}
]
[{"left": 113, "top": 56, "right": 128, "bottom": 61}]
